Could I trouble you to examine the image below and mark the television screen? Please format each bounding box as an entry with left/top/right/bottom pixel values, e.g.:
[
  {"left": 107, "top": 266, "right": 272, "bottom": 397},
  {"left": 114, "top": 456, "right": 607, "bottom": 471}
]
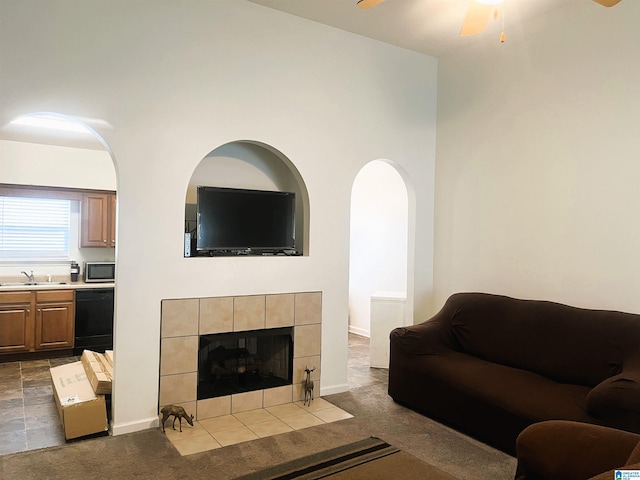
[{"left": 196, "top": 186, "right": 296, "bottom": 254}]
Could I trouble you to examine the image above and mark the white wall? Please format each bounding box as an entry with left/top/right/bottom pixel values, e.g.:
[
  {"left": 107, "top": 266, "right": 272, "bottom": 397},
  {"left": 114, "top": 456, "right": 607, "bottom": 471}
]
[
  {"left": 0, "top": 140, "right": 116, "bottom": 190},
  {"left": 435, "top": 1, "right": 640, "bottom": 313},
  {"left": 349, "top": 160, "right": 408, "bottom": 336},
  {"left": 0, "top": 0, "right": 437, "bottom": 435}
]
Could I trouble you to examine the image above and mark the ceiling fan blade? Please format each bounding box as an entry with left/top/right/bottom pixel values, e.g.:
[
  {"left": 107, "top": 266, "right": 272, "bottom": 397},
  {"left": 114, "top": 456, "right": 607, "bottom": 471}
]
[
  {"left": 357, "top": 0, "right": 384, "bottom": 9},
  {"left": 592, "top": 0, "right": 622, "bottom": 6},
  {"left": 460, "top": 0, "right": 493, "bottom": 37}
]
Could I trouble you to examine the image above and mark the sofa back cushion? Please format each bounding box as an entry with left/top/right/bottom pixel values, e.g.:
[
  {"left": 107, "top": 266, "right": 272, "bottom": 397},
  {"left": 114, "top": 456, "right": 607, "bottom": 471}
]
[{"left": 445, "top": 293, "right": 640, "bottom": 387}]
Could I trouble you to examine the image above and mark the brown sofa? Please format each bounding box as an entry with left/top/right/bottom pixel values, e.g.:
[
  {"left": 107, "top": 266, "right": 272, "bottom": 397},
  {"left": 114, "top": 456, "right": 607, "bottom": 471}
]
[
  {"left": 388, "top": 292, "right": 640, "bottom": 455},
  {"left": 515, "top": 420, "right": 640, "bottom": 480}
]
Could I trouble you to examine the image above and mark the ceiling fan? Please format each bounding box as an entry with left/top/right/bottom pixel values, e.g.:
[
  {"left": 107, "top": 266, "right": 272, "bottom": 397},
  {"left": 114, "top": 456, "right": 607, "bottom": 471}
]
[{"left": 357, "top": 0, "right": 623, "bottom": 38}]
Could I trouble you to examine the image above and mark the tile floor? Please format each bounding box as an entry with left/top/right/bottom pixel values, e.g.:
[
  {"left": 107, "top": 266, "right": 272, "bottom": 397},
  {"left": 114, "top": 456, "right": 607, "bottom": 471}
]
[
  {"left": 0, "top": 356, "right": 81, "bottom": 455},
  {"left": 0, "top": 333, "right": 379, "bottom": 457}
]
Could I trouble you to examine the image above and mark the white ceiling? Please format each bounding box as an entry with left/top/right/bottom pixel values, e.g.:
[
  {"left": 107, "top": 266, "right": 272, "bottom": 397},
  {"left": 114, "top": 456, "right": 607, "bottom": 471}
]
[{"left": 248, "top": 0, "right": 595, "bottom": 57}]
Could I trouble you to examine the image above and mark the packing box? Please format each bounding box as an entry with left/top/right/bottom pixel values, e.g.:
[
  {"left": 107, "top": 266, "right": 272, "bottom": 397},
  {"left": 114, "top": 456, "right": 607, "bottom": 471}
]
[
  {"left": 81, "top": 350, "right": 113, "bottom": 395},
  {"left": 50, "top": 361, "right": 108, "bottom": 440},
  {"left": 104, "top": 350, "right": 114, "bottom": 367}
]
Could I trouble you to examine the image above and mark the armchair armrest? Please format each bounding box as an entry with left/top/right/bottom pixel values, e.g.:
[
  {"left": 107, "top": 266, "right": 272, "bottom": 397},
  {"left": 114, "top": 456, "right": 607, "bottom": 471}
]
[{"left": 515, "top": 420, "right": 640, "bottom": 480}]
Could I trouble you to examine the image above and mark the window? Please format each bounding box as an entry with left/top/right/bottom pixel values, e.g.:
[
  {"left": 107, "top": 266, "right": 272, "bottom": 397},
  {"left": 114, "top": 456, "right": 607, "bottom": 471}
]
[{"left": 0, "top": 196, "right": 71, "bottom": 260}]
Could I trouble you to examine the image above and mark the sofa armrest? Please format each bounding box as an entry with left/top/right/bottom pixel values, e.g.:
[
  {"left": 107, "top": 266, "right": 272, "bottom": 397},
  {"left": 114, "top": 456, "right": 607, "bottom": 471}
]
[
  {"left": 586, "top": 365, "right": 640, "bottom": 430},
  {"left": 514, "top": 420, "right": 640, "bottom": 480},
  {"left": 390, "top": 318, "right": 455, "bottom": 356}
]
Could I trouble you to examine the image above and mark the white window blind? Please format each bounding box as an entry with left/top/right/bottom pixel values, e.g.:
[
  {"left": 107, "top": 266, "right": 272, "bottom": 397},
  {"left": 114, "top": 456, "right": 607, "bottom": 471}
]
[{"left": 0, "top": 196, "right": 71, "bottom": 260}]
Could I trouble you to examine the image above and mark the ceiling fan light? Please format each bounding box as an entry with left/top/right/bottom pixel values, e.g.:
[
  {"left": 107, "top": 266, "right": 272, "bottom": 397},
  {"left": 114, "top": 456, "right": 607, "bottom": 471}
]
[{"left": 357, "top": 0, "right": 384, "bottom": 9}]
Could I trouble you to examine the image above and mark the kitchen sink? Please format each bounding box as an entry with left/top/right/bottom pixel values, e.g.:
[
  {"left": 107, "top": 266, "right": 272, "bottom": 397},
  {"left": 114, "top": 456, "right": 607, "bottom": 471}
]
[{"left": 0, "top": 282, "right": 68, "bottom": 286}]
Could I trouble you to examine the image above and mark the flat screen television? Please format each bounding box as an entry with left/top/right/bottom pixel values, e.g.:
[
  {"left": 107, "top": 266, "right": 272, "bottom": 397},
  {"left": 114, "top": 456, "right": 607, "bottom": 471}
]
[{"left": 196, "top": 186, "right": 296, "bottom": 255}]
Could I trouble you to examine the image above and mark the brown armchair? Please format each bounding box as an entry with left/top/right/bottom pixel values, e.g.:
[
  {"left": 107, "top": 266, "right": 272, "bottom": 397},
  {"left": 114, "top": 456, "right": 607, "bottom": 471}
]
[{"left": 515, "top": 420, "right": 640, "bottom": 480}]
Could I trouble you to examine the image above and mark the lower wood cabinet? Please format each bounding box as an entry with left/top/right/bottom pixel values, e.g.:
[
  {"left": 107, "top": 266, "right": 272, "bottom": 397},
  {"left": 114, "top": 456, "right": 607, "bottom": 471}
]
[
  {"left": 0, "top": 289, "right": 75, "bottom": 355},
  {"left": 0, "top": 291, "right": 33, "bottom": 354}
]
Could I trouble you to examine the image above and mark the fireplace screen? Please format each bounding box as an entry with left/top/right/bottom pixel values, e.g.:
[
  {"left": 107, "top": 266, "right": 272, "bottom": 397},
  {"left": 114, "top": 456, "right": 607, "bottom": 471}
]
[{"left": 198, "top": 327, "right": 293, "bottom": 400}]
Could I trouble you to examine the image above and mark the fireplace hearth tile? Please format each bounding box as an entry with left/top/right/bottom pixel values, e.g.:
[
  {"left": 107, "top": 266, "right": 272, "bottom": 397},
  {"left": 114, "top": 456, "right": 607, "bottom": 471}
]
[
  {"left": 164, "top": 399, "right": 353, "bottom": 456},
  {"left": 247, "top": 418, "right": 293, "bottom": 438},
  {"left": 233, "top": 295, "right": 265, "bottom": 331},
  {"left": 234, "top": 408, "right": 277, "bottom": 426},
  {"left": 159, "top": 372, "right": 197, "bottom": 406},
  {"left": 160, "top": 336, "right": 198, "bottom": 376},
  {"left": 266, "top": 294, "right": 295, "bottom": 328},
  {"left": 211, "top": 425, "right": 259, "bottom": 447},
  {"left": 292, "top": 356, "right": 320, "bottom": 385},
  {"left": 197, "top": 396, "right": 231, "bottom": 420},
  {"left": 170, "top": 432, "right": 222, "bottom": 455},
  {"left": 266, "top": 402, "right": 306, "bottom": 419},
  {"left": 161, "top": 299, "right": 199, "bottom": 338},
  {"left": 294, "top": 397, "right": 334, "bottom": 413},
  {"left": 263, "top": 385, "right": 293, "bottom": 407},
  {"left": 231, "top": 390, "right": 262, "bottom": 413},
  {"left": 294, "top": 324, "right": 321, "bottom": 357},
  {"left": 199, "top": 414, "right": 244, "bottom": 435},
  {"left": 310, "top": 406, "right": 354, "bottom": 423},
  {"left": 280, "top": 412, "right": 324, "bottom": 430},
  {"left": 199, "top": 297, "right": 233, "bottom": 334},
  {"left": 294, "top": 292, "right": 322, "bottom": 325},
  {"left": 162, "top": 419, "right": 208, "bottom": 440}
]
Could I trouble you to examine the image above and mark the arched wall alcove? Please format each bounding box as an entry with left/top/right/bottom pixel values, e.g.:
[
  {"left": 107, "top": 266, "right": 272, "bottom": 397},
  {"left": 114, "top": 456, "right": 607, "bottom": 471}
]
[{"left": 184, "top": 140, "right": 310, "bottom": 256}]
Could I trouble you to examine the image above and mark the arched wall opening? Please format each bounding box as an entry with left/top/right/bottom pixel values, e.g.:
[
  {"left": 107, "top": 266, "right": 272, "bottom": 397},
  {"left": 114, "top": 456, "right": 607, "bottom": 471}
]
[
  {"left": 0, "top": 111, "right": 118, "bottom": 269},
  {"left": 348, "top": 159, "right": 411, "bottom": 342},
  {"left": 184, "top": 140, "right": 310, "bottom": 256},
  {"left": 0, "top": 110, "right": 119, "bottom": 427}
]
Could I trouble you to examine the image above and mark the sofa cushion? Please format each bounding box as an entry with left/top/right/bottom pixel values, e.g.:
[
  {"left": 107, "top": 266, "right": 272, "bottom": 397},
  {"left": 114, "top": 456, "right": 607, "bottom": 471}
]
[
  {"left": 422, "top": 351, "right": 593, "bottom": 423},
  {"left": 445, "top": 293, "right": 637, "bottom": 387}
]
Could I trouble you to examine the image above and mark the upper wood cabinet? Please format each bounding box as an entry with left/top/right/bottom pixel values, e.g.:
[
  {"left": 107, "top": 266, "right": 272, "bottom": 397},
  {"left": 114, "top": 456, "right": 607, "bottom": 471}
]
[{"left": 81, "top": 192, "right": 116, "bottom": 248}]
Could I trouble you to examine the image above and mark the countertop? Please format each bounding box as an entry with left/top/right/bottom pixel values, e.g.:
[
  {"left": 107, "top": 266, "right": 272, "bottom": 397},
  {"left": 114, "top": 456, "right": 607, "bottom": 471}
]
[{"left": 0, "top": 280, "right": 115, "bottom": 291}]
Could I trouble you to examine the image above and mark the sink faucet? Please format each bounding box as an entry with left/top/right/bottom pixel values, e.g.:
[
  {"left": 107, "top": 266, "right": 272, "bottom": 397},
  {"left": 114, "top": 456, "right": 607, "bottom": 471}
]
[{"left": 21, "top": 270, "right": 35, "bottom": 283}]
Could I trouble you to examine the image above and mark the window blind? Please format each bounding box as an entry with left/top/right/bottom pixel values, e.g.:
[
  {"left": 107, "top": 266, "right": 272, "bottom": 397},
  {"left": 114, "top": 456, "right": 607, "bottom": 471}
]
[{"left": 0, "top": 196, "right": 71, "bottom": 260}]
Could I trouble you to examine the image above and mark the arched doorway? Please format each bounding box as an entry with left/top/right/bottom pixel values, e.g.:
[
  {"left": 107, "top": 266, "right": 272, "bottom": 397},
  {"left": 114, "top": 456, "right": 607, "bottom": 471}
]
[{"left": 348, "top": 160, "right": 409, "bottom": 369}]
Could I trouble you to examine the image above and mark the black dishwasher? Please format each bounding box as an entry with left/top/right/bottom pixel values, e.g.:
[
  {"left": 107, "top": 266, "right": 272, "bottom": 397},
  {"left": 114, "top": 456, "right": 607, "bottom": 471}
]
[{"left": 74, "top": 288, "right": 114, "bottom": 355}]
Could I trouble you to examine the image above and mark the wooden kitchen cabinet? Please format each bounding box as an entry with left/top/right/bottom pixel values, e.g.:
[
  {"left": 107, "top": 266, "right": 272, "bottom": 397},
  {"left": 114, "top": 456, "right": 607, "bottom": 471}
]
[
  {"left": 0, "top": 289, "right": 75, "bottom": 357},
  {"left": 34, "top": 290, "right": 75, "bottom": 351},
  {"left": 0, "top": 291, "right": 33, "bottom": 354},
  {"left": 81, "top": 192, "right": 116, "bottom": 248}
]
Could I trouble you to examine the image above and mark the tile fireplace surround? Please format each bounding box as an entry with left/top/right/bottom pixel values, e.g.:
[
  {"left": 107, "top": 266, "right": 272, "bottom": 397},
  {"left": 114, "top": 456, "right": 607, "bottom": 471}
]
[{"left": 159, "top": 292, "right": 321, "bottom": 421}]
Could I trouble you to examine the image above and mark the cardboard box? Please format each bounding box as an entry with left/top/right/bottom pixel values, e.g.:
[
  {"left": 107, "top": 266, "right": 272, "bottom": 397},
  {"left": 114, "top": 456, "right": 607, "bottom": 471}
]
[
  {"left": 104, "top": 350, "right": 114, "bottom": 367},
  {"left": 50, "top": 361, "right": 108, "bottom": 440},
  {"left": 81, "top": 350, "right": 113, "bottom": 395}
]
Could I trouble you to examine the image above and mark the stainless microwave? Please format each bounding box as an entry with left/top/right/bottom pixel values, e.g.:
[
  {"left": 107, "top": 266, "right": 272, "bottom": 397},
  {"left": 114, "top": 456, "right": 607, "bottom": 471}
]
[{"left": 84, "top": 261, "right": 116, "bottom": 283}]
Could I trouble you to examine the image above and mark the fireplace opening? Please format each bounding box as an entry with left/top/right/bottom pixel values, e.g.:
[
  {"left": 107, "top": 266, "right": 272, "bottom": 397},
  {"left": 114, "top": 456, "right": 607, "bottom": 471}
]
[{"left": 197, "top": 327, "right": 293, "bottom": 400}]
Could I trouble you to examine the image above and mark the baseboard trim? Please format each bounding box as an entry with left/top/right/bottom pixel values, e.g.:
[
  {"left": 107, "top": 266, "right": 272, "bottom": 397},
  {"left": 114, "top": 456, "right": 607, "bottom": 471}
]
[
  {"left": 320, "top": 382, "right": 349, "bottom": 397},
  {"left": 111, "top": 416, "right": 159, "bottom": 436},
  {"left": 348, "top": 325, "right": 370, "bottom": 337}
]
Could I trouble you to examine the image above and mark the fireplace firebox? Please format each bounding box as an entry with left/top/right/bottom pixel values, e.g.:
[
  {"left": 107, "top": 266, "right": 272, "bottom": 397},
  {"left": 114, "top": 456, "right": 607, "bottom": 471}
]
[{"left": 197, "top": 327, "right": 293, "bottom": 400}]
